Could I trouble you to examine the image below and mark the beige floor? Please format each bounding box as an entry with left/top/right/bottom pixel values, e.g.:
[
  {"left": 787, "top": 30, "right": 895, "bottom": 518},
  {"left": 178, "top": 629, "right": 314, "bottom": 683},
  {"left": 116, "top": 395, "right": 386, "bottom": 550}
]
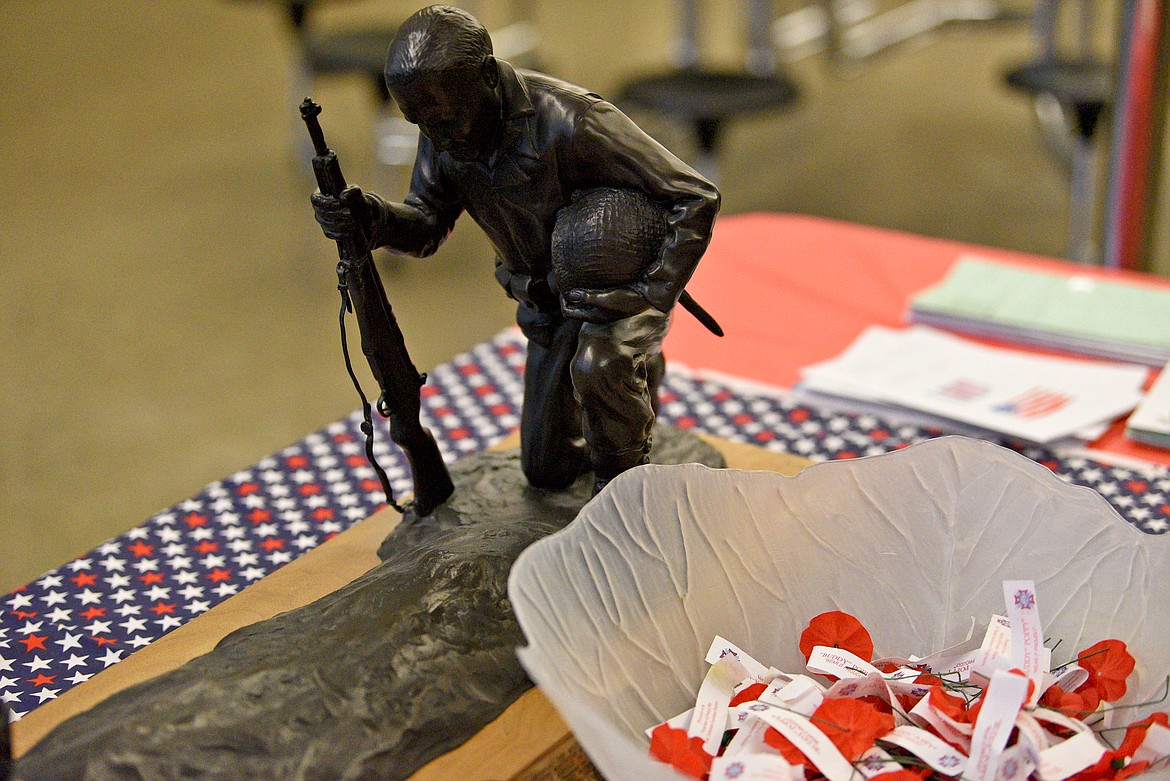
[{"left": 1, "top": 0, "right": 1111, "bottom": 592}]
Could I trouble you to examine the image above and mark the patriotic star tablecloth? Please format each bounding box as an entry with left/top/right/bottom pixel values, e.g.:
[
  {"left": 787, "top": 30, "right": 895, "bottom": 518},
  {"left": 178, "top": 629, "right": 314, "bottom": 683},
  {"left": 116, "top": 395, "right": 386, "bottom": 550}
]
[{"left": 5, "top": 329, "right": 1170, "bottom": 722}]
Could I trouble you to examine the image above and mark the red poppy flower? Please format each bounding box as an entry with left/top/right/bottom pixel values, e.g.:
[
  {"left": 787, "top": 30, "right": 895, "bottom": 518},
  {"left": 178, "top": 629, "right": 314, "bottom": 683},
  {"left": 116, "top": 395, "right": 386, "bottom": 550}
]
[
  {"left": 764, "top": 696, "right": 895, "bottom": 762},
  {"left": 928, "top": 685, "right": 975, "bottom": 724},
  {"left": 1040, "top": 683, "right": 1101, "bottom": 719},
  {"left": 649, "top": 723, "right": 713, "bottom": 779},
  {"left": 1076, "top": 640, "right": 1136, "bottom": 703},
  {"left": 1117, "top": 711, "right": 1170, "bottom": 758},
  {"left": 729, "top": 681, "right": 768, "bottom": 707},
  {"left": 1068, "top": 751, "right": 1150, "bottom": 781},
  {"left": 799, "top": 611, "right": 875, "bottom": 663},
  {"left": 875, "top": 770, "right": 934, "bottom": 781}
]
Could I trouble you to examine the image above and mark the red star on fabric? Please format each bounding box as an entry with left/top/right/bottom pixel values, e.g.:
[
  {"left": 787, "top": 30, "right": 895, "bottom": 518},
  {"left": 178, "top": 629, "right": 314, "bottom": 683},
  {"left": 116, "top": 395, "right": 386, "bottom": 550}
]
[
  {"left": 286, "top": 455, "right": 310, "bottom": 468},
  {"left": 183, "top": 513, "right": 208, "bottom": 528},
  {"left": 27, "top": 674, "right": 56, "bottom": 687},
  {"left": 346, "top": 455, "right": 367, "bottom": 468},
  {"left": 312, "top": 508, "right": 334, "bottom": 521},
  {"left": 149, "top": 602, "right": 177, "bottom": 616},
  {"left": 12, "top": 610, "right": 37, "bottom": 621},
  {"left": 79, "top": 606, "right": 106, "bottom": 621},
  {"left": 93, "top": 637, "right": 119, "bottom": 647},
  {"left": 127, "top": 540, "right": 154, "bottom": 558},
  {"left": 298, "top": 484, "right": 321, "bottom": 496},
  {"left": 194, "top": 541, "right": 219, "bottom": 555},
  {"left": 70, "top": 572, "right": 98, "bottom": 588},
  {"left": 475, "top": 384, "right": 497, "bottom": 397},
  {"left": 206, "top": 569, "right": 233, "bottom": 583},
  {"left": 360, "top": 479, "right": 381, "bottom": 492},
  {"left": 248, "top": 509, "right": 271, "bottom": 524},
  {"left": 260, "top": 538, "right": 285, "bottom": 552},
  {"left": 139, "top": 572, "right": 165, "bottom": 585},
  {"left": 236, "top": 483, "right": 260, "bottom": 495},
  {"left": 20, "top": 634, "right": 49, "bottom": 652}
]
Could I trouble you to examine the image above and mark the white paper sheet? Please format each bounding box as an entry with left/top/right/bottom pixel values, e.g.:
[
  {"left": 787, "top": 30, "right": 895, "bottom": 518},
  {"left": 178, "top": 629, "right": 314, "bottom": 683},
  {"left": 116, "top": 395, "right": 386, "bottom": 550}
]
[{"left": 799, "top": 326, "right": 1147, "bottom": 444}]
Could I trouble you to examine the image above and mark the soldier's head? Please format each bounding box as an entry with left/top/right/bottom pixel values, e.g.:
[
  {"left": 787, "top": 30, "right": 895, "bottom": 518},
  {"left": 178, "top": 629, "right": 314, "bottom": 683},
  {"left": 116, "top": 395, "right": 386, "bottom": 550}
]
[{"left": 385, "top": 5, "right": 502, "bottom": 163}]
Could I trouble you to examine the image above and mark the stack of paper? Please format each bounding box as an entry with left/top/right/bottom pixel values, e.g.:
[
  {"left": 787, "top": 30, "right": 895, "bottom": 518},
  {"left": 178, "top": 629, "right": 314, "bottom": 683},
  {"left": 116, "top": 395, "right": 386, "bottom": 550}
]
[
  {"left": 1126, "top": 364, "right": 1170, "bottom": 449},
  {"left": 800, "top": 326, "right": 1148, "bottom": 445},
  {"left": 907, "top": 256, "right": 1170, "bottom": 366}
]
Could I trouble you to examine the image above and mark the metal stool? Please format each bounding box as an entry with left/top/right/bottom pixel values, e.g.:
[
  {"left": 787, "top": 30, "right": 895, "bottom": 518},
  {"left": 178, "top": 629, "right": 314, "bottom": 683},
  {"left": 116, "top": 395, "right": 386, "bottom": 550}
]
[
  {"left": 1004, "top": 0, "right": 1113, "bottom": 264},
  {"left": 617, "top": 0, "right": 799, "bottom": 181}
]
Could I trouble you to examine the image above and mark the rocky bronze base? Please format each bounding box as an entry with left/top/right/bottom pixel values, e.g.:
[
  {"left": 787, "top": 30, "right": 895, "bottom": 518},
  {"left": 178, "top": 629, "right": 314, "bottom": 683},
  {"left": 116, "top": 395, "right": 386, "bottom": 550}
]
[{"left": 15, "top": 425, "right": 723, "bottom": 781}]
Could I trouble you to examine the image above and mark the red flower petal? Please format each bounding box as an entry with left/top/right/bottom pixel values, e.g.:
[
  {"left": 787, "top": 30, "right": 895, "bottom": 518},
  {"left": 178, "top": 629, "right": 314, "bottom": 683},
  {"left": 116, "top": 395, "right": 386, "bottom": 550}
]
[
  {"left": 1118, "top": 712, "right": 1170, "bottom": 758},
  {"left": 928, "top": 685, "right": 976, "bottom": 725},
  {"left": 649, "top": 724, "right": 713, "bottom": 779},
  {"left": 1040, "top": 684, "right": 1101, "bottom": 720},
  {"left": 1076, "top": 640, "right": 1136, "bottom": 703},
  {"left": 764, "top": 696, "right": 895, "bottom": 763},
  {"left": 729, "top": 681, "right": 768, "bottom": 707},
  {"left": 799, "top": 611, "right": 875, "bottom": 663}
]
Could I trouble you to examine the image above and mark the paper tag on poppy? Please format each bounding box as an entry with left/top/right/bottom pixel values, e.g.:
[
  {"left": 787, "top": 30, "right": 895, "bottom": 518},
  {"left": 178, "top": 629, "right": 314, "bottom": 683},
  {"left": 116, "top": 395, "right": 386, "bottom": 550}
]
[
  {"left": 807, "top": 645, "right": 879, "bottom": 679},
  {"left": 909, "top": 690, "right": 974, "bottom": 747},
  {"left": 754, "top": 708, "right": 856, "bottom": 781},
  {"left": 996, "top": 743, "right": 1036, "bottom": 781},
  {"left": 706, "top": 636, "right": 774, "bottom": 682},
  {"left": 967, "top": 669, "right": 1031, "bottom": 781},
  {"left": 759, "top": 675, "right": 825, "bottom": 716},
  {"left": 1032, "top": 707, "right": 1091, "bottom": 735},
  {"left": 1133, "top": 722, "right": 1170, "bottom": 764},
  {"left": 1036, "top": 729, "right": 1106, "bottom": 780},
  {"left": 881, "top": 724, "right": 969, "bottom": 775},
  {"left": 1013, "top": 711, "right": 1051, "bottom": 761},
  {"left": 689, "top": 657, "right": 748, "bottom": 755},
  {"left": 710, "top": 751, "right": 799, "bottom": 780},
  {"left": 883, "top": 668, "right": 933, "bottom": 699},
  {"left": 724, "top": 711, "right": 781, "bottom": 757},
  {"left": 854, "top": 746, "right": 902, "bottom": 778},
  {"left": 912, "top": 631, "right": 984, "bottom": 678},
  {"left": 1003, "top": 581, "right": 1044, "bottom": 675},
  {"left": 825, "top": 672, "right": 889, "bottom": 700},
  {"left": 972, "top": 615, "right": 1014, "bottom": 685},
  {"left": 1051, "top": 663, "right": 1089, "bottom": 694},
  {"left": 730, "top": 703, "right": 776, "bottom": 730}
]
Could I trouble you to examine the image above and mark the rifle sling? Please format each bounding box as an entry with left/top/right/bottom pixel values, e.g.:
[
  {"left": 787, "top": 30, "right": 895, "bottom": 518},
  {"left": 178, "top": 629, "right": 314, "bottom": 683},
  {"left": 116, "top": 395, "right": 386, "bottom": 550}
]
[{"left": 336, "top": 260, "right": 404, "bottom": 514}]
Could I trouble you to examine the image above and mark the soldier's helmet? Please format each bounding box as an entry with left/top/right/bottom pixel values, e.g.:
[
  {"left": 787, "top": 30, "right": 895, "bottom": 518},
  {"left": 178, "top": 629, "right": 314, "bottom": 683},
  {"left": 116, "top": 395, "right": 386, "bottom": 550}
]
[{"left": 551, "top": 188, "right": 667, "bottom": 293}]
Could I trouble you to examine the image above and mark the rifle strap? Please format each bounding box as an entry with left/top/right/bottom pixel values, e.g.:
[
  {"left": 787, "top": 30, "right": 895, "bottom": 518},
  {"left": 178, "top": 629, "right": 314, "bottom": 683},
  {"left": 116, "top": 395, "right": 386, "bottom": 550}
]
[{"left": 336, "top": 261, "right": 405, "bottom": 515}]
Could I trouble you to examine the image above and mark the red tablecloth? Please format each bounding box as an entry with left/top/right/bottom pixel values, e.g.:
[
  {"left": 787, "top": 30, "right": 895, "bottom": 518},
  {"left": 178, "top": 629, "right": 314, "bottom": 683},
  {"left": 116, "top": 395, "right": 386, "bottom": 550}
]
[{"left": 665, "top": 212, "right": 1170, "bottom": 466}]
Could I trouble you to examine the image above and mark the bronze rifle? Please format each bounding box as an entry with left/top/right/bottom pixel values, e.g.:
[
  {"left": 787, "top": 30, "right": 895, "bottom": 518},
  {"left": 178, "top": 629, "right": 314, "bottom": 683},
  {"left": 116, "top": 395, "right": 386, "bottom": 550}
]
[{"left": 300, "top": 97, "right": 453, "bottom": 517}]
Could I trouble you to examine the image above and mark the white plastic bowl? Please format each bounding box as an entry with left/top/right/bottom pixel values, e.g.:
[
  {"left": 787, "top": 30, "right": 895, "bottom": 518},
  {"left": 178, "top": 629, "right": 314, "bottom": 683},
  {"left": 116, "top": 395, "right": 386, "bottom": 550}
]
[{"left": 508, "top": 436, "right": 1170, "bottom": 781}]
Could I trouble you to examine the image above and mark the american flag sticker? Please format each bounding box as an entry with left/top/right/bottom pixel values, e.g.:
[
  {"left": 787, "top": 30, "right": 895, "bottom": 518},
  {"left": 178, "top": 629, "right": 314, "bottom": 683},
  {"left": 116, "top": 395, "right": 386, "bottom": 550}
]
[
  {"left": 994, "top": 388, "right": 1072, "bottom": 419},
  {"left": 936, "top": 378, "right": 989, "bottom": 401}
]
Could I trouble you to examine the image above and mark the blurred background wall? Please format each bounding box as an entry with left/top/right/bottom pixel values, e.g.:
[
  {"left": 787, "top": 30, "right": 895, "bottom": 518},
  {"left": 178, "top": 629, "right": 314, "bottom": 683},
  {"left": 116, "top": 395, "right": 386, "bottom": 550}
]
[{"left": 0, "top": 0, "right": 1141, "bottom": 591}]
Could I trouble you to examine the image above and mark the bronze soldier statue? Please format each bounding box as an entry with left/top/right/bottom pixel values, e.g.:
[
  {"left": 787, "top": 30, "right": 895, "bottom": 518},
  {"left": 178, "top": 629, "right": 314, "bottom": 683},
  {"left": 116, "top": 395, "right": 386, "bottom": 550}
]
[{"left": 313, "top": 4, "right": 721, "bottom": 494}]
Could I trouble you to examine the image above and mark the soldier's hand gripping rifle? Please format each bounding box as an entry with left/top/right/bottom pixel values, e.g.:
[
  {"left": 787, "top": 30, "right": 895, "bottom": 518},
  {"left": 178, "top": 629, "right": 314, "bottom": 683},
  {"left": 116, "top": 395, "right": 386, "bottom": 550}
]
[{"left": 300, "top": 98, "right": 454, "bottom": 517}]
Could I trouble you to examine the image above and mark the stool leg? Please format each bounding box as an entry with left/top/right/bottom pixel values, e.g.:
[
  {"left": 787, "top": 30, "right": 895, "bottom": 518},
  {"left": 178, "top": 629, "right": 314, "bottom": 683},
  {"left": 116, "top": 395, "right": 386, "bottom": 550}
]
[{"left": 1068, "top": 132, "right": 1097, "bottom": 264}]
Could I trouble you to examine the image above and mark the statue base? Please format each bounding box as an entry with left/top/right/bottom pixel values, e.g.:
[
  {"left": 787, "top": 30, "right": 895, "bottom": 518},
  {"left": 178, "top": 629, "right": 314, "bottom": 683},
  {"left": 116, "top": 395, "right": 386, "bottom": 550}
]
[{"left": 15, "top": 425, "right": 724, "bottom": 781}]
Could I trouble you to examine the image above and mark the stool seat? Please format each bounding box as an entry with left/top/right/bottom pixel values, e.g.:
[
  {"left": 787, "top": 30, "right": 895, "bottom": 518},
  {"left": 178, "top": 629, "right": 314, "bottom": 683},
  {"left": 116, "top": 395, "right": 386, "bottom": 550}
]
[
  {"left": 619, "top": 68, "right": 798, "bottom": 154},
  {"left": 1005, "top": 58, "right": 1112, "bottom": 136},
  {"left": 302, "top": 27, "right": 398, "bottom": 102}
]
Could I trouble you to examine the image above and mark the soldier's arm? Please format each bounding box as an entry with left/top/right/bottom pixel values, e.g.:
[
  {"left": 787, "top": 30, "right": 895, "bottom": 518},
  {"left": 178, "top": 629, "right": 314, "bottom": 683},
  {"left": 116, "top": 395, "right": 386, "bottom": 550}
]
[{"left": 566, "top": 101, "right": 721, "bottom": 313}]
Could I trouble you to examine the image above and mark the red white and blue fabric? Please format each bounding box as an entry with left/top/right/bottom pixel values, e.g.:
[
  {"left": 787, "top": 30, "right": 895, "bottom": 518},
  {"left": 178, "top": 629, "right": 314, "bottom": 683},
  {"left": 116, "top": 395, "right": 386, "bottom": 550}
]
[{"left": 4, "top": 330, "right": 1168, "bottom": 721}]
